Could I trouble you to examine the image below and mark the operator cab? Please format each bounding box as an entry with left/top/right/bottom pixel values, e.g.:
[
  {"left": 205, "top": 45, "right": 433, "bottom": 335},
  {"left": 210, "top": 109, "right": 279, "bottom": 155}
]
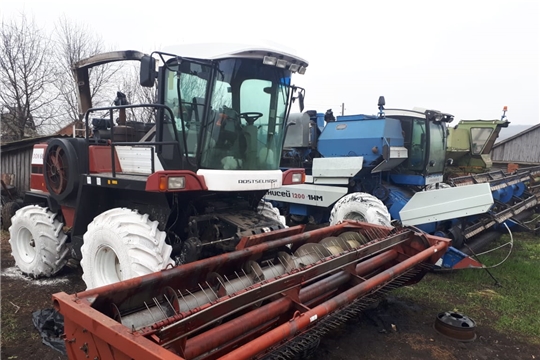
[
  {"left": 141, "top": 44, "right": 308, "bottom": 174},
  {"left": 384, "top": 108, "right": 454, "bottom": 185}
]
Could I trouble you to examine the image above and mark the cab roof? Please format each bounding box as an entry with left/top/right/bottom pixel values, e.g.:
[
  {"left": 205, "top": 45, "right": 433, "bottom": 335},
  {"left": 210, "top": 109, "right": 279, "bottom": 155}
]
[{"left": 162, "top": 42, "right": 309, "bottom": 68}]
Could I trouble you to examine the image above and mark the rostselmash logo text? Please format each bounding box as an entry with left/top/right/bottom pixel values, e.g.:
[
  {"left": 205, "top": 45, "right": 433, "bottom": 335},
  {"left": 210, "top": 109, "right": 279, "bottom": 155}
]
[{"left": 238, "top": 179, "right": 278, "bottom": 184}]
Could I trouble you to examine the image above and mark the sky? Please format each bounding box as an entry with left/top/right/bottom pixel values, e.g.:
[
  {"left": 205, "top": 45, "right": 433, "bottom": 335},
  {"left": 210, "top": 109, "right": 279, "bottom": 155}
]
[{"left": 3, "top": 0, "right": 539, "bottom": 125}]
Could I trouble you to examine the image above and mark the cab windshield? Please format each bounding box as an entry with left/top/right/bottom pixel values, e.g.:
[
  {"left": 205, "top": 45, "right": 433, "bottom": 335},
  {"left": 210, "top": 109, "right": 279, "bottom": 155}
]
[
  {"left": 470, "top": 127, "right": 494, "bottom": 155},
  {"left": 162, "top": 58, "right": 292, "bottom": 171}
]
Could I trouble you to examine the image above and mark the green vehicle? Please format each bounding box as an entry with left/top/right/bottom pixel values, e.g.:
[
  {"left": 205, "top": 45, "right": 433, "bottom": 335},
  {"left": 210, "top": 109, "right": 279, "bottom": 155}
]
[{"left": 445, "top": 107, "right": 510, "bottom": 178}]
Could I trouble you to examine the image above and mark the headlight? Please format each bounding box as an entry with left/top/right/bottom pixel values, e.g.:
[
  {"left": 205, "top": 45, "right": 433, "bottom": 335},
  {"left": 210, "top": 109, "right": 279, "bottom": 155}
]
[
  {"left": 263, "top": 56, "right": 277, "bottom": 66},
  {"left": 276, "top": 59, "right": 288, "bottom": 68},
  {"left": 292, "top": 173, "right": 303, "bottom": 183},
  {"left": 168, "top": 176, "right": 186, "bottom": 189}
]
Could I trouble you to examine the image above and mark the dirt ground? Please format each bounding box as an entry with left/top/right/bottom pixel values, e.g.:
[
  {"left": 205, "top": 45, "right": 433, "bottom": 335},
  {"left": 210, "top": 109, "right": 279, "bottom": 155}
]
[
  {"left": 314, "top": 296, "right": 540, "bottom": 360},
  {"left": 1, "top": 230, "right": 539, "bottom": 360}
]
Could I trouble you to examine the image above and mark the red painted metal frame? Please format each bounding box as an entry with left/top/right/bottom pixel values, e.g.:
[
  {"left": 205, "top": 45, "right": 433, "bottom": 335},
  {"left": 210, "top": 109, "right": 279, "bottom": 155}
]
[
  {"left": 183, "top": 249, "right": 399, "bottom": 359},
  {"left": 219, "top": 240, "right": 447, "bottom": 360},
  {"left": 88, "top": 145, "right": 123, "bottom": 173},
  {"left": 60, "top": 206, "right": 76, "bottom": 228},
  {"left": 53, "top": 221, "right": 450, "bottom": 360},
  {"left": 235, "top": 224, "right": 305, "bottom": 250},
  {"left": 145, "top": 170, "right": 208, "bottom": 192},
  {"left": 281, "top": 168, "right": 306, "bottom": 185},
  {"left": 30, "top": 143, "right": 48, "bottom": 192},
  {"left": 29, "top": 170, "right": 47, "bottom": 192}
]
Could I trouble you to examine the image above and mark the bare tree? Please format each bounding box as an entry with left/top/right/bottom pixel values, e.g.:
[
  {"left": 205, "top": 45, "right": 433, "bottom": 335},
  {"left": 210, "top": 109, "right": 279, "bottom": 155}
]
[
  {"left": 0, "top": 13, "right": 60, "bottom": 140},
  {"left": 118, "top": 63, "right": 157, "bottom": 123},
  {"left": 54, "top": 16, "right": 120, "bottom": 126}
]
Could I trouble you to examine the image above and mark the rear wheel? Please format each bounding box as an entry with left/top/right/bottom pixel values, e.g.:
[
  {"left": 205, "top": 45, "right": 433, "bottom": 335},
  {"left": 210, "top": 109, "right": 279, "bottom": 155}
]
[
  {"left": 80, "top": 208, "right": 175, "bottom": 289},
  {"left": 329, "top": 192, "right": 391, "bottom": 226},
  {"left": 1, "top": 201, "right": 21, "bottom": 230},
  {"left": 8, "top": 205, "right": 69, "bottom": 277}
]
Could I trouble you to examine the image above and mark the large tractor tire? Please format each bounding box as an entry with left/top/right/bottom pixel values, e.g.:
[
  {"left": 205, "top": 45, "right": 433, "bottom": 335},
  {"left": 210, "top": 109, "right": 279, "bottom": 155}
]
[
  {"left": 258, "top": 200, "right": 287, "bottom": 227},
  {"left": 329, "top": 192, "right": 391, "bottom": 226},
  {"left": 80, "top": 208, "right": 175, "bottom": 290},
  {"left": 8, "top": 205, "right": 70, "bottom": 277},
  {"left": 1, "top": 201, "right": 21, "bottom": 230}
]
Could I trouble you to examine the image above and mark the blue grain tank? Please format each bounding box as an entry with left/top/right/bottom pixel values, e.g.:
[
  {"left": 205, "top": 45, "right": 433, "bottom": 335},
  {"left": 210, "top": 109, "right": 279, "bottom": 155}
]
[{"left": 317, "top": 115, "right": 405, "bottom": 168}]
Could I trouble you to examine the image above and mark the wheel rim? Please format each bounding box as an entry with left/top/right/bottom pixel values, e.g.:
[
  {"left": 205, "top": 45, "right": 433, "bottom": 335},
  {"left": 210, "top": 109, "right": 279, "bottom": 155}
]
[
  {"left": 16, "top": 227, "right": 37, "bottom": 264},
  {"left": 343, "top": 212, "right": 367, "bottom": 222},
  {"left": 95, "top": 245, "right": 123, "bottom": 285}
]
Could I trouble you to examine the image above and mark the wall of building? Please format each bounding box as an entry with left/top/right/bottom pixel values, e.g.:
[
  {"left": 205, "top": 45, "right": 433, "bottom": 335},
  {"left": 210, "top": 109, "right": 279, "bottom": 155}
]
[
  {"left": 491, "top": 126, "right": 540, "bottom": 164},
  {"left": 1, "top": 146, "right": 33, "bottom": 195}
]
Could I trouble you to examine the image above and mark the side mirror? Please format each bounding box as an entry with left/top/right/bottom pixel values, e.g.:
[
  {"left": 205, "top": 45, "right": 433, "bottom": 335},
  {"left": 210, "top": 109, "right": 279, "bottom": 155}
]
[
  {"left": 298, "top": 92, "right": 305, "bottom": 112},
  {"left": 140, "top": 55, "right": 156, "bottom": 87}
]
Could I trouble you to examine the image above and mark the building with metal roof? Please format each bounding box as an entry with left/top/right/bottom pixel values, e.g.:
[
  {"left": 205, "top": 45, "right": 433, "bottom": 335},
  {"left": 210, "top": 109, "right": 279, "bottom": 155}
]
[{"left": 491, "top": 123, "right": 540, "bottom": 165}]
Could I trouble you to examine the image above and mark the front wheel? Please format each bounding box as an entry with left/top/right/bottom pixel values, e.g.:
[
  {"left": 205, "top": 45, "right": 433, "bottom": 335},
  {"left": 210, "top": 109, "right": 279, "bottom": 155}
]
[
  {"left": 8, "top": 205, "right": 70, "bottom": 277},
  {"left": 329, "top": 192, "right": 391, "bottom": 226},
  {"left": 80, "top": 208, "right": 175, "bottom": 289},
  {"left": 258, "top": 200, "right": 287, "bottom": 227}
]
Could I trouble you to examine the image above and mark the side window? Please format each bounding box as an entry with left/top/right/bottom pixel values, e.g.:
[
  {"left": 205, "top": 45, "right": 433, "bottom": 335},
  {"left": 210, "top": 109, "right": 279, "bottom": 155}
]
[
  {"left": 409, "top": 119, "right": 426, "bottom": 169},
  {"left": 428, "top": 122, "right": 445, "bottom": 173},
  {"left": 163, "top": 64, "right": 210, "bottom": 158},
  {"left": 470, "top": 127, "right": 494, "bottom": 155}
]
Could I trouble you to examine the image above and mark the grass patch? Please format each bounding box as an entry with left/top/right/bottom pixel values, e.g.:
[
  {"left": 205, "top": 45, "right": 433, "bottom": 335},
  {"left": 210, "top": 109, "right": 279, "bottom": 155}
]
[
  {"left": 1, "top": 302, "right": 20, "bottom": 345},
  {"left": 395, "top": 229, "right": 540, "bottom": 344}
]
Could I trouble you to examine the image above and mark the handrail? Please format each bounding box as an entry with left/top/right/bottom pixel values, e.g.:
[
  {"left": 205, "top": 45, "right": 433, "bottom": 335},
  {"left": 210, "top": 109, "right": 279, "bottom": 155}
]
[{"left": 84, "top": 103, "right": 183, "bottom": 177}]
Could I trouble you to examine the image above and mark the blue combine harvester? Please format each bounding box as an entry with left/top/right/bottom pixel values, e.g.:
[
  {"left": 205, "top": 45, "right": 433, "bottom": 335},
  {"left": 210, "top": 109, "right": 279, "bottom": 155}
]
[{"left": 266, "top": 97, "right": 540, "bottom": 269}]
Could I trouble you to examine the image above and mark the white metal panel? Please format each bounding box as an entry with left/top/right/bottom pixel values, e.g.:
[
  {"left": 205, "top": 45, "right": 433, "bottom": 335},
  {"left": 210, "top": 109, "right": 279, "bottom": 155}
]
[
  {"left": 313, "top": 177, "right": 350, "bottom": 185},
  {"left": 372, "top": 146, "right": 408, "bottom": 173},
  {"left": 388, "top": 146, "right": 408, "bottom": 158},
  {"left": 265, "top": 184, "right": 348, "bottom": 207},
  {"left": 399, "top": 183, "right": 494, "bottom": 226},
  {"left": 197, "top": 169, "right": 282, "bottom": 191},
  {"left": 115, "top": 146, "right": 163, "bottom": 174},
  {"left": 31, "top": 147, "right": 44, "bottom": 165},
  {"left": 371, "top": 159, "right": 404, "bottom": 173},
  {"left": 425, "top": 174, "right": 444, "bottom": 185},
  {"left": 312, "top": 157, "right": 363, "bottom": 177}
]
